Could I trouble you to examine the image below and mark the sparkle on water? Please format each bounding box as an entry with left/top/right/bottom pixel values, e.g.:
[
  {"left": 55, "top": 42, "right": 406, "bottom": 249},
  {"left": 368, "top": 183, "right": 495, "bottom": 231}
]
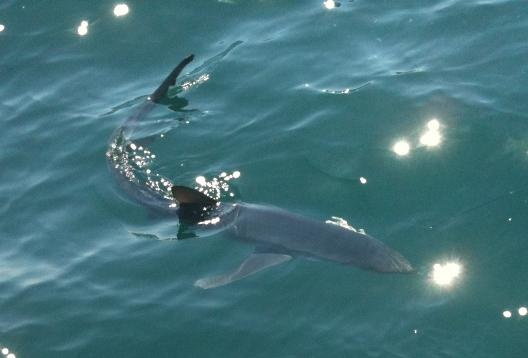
[
  {"left": 419, "top": 129, "right": 441, "bottom": 147},
  {"left": 107, "top": 132, "right": 175, "bottom": 203},
  {"left": 198, "top": 216, "right": 221, "bottom": 226},
  {"left": 194, "top": 171, "right": 240, "bottom": 200},
  {"left": 113, "top": 3, "right": 130, "bottom": 17},
  {"left": 77, "top": 20, "right": 89, "bottom": 36},
  {"left": 420, "top": 119, "right": 442, "bottom": 147},
  {"left": 195, "top": 176, "right": 207, "bottom": 186},
  {"left": 322, "top": 87, "right": 350, "bottom": 95},
  {"left": 503, "top": 310, "right": 512, "bottom": 318},
  {"left": 0, "top": 24, "right": 5, "bottom": 32},
  {"left": 431, "top": 261, "right": 462, "bottom": 286},
  {"left": 393, "top": 140, "right": 410, "bottom": 156},
  {"left": 427, "top": 118, "right": 440, "bottom": 131},
  {"left": 392, "top": 118, "right": 443, "bottom": 156},
  {"left": 107, "top": 125, "right": 242, "bottom": 209},
  {"left": 359, "top": 176, "right": 367, "bottom": 184},
  {"left": 0, "top": 347, "right": 15, "bottom": 358},
  {"left": 325, "top": 217, "right": 364, "bottom": 234},
  {"left": 323, "top": 0, "right": 336, "bottom": 10},
  {"left": 181, "top": 74, "right": 210, "bottom": 91},
  {"left": 518, "top": 307, "right": 527, "bottom": 316}
]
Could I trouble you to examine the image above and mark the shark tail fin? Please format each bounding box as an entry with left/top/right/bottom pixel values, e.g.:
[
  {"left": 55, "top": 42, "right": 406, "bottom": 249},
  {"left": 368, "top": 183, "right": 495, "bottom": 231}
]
[
  {"left": 150, "top": 54, "right": 194, "bottom": 103},
  {"left": 171, "top": 185, "right": 218, "bottom": 224}
]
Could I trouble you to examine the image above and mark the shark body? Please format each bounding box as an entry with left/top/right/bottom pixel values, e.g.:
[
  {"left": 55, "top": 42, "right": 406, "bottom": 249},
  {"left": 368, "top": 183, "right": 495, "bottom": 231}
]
[{"left": 107, "top": 55, "right": 413, "bottom": 289}]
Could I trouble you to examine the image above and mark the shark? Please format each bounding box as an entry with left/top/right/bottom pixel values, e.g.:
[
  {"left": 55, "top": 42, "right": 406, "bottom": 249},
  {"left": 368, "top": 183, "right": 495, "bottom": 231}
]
[{"left": 106, "top": 55, "right": 413, "bottom": 289}]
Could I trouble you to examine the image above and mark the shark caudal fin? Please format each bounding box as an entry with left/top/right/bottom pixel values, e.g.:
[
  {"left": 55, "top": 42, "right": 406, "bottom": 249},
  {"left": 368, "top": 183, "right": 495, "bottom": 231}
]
[
  {"left": 171, "top": 185, "right": 218, "bottom": 225},
  {"left": 150, "top": 54, "right": 195, "bottom": 103}
]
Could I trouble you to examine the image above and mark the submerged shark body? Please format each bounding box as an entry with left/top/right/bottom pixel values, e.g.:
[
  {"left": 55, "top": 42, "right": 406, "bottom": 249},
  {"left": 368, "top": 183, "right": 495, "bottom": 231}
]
[{"left": 107, "top": 55, "right": 413, "bottom": 289}]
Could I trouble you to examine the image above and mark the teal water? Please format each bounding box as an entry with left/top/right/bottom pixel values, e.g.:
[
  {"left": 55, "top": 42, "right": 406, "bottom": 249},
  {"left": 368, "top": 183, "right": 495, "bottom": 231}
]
[{"left": 1, "top": 1, "right": 528, "bottom": 357}]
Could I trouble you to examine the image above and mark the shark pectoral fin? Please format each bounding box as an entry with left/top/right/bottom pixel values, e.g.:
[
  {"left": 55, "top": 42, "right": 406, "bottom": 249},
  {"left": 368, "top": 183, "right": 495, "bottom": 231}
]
[{"left": 194, "top": 253, "right": 292, "bottom": 289}]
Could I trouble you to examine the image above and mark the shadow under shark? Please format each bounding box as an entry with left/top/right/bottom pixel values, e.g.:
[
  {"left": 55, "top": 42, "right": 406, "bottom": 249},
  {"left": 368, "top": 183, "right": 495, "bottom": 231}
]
[{"left": 107, "top": 55, "right": 413, "bottom": 289}]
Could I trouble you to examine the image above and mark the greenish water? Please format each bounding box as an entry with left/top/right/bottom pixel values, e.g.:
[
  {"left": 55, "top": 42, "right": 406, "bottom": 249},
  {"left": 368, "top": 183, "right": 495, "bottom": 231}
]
[{"left": 1, "top": 1, "right": 528, "bottom": 357}]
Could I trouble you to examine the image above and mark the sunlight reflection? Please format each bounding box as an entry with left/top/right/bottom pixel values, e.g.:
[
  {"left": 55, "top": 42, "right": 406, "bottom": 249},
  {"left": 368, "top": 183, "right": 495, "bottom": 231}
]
[
  {"left": 503, "top": 310, "right": 512, "bottom": 318},
  {"left": 107, "top": 134, "right": 175, "bottom": 202},
  {"left": 0, "top": 24, "right": 5, "bottom": 32},
  {"left": 301, "top": 82, "right": 370, "bottom": 95},
  {"left": 359, "top": 176, "right": 367, "bottom": 184},
  {"left": 198, "top": 216, "right": 221, "bottom": 226},
  {"left": 113, "top": 3, "right": 130, "bottom": 17},
  {"left": 77, "top": 20, "right": 89, "bottom": 36},
  {"left": 181, "top": 74, "right": 210, "bottom": 91},
  {"left": 195, "top": 176, "right": 207, "bottom": 186},
  {"left": 419, "top": 119, "right": 442, "bottom": 147},
  {"left": 392, "top": 118, "right": 444, "bottom": 157},
  {"left": 322, "top": 88, "right": 350, "bottom": 95},
  {"left": 519, "top": 307, "right": 527, "bottom": 316},
  {"left": 393, "top": 140, "right": 411, "bottom": 156},
  {"left": 325, "top": 217, "right": 365, "bottom": 234},
  {"left": 427, "top": 118, "right": 440, "bottom": 131},
  {"left": 419, "top": 129, "right": 441, "bottom": 147},
  {"left": 195, "top": 171, "right": 241, "bottom": 200},
  {"left": 430, "top": 261, "right": 462, "bottom": 286},
  {"left": 1, "top": 346, "right": 16, "bottom": 358},
  {"left": 323, "top": 0, "right": 336, "bottom": 9}
]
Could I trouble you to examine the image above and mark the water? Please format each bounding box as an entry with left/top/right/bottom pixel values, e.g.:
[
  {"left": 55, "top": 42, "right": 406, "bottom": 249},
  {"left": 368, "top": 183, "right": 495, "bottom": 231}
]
[{"left": 1, "top": 1, "right": 528, "bottom": 357}]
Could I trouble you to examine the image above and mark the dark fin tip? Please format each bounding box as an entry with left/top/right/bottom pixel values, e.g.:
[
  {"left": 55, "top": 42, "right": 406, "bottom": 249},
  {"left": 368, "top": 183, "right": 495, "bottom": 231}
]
[
  {"left": 171, "top": 185, "right": 217, "bottom": 206},
  {"left": 172, "top": 185, "right": 218, "bottom": 225},
  {"left": 150, "top": 54, "right": 195, "bottom": 103}
]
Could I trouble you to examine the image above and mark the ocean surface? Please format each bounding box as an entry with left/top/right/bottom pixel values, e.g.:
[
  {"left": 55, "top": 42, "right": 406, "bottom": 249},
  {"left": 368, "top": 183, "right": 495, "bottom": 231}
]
[{"left": 1, "top": 1, "right": 528, "bottom": 357}]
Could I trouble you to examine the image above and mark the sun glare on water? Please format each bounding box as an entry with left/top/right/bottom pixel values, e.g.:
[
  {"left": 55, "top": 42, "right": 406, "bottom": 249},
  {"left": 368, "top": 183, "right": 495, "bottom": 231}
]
[
  {"left": 431, "top": 261, "right": 462, "bottom": 286},
  {"left": 419, "top": 119, "right": 442, "bottom": 147},
  {"left": 113, "top": 3, "right": 130, "bottom": 17},
  {"left": 194, "top": 171, "right": 241, "bottom": 200},
  {"left": 323, "top": 0, "right": 336, "bottom": 9},
  {"left": 393, "top": 140, "right": 411, "bottom": 156},
  {"left": 77, "top": 20, "right": 89, "bottom": 36},
  {"left": 419, "top": 129, "right": 441, "bottom": 147},
  {"left": 1, "top": 346, "right": 16, "bottom": 358},
  {"left": 391, "top": 118, "right": 444, "bottom": 157}
]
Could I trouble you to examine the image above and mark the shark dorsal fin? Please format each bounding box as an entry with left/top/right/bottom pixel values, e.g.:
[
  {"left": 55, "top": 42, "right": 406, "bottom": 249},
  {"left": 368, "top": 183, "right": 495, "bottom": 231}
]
[
  {"left": 150, "top": 54, "right": 194, "bottom": 103},
  {"left": 171, "top": 185, "right": 217, "bottom": 206},
  {"left": 171, "top": 185, "right": 218, "bottom": 225}
]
